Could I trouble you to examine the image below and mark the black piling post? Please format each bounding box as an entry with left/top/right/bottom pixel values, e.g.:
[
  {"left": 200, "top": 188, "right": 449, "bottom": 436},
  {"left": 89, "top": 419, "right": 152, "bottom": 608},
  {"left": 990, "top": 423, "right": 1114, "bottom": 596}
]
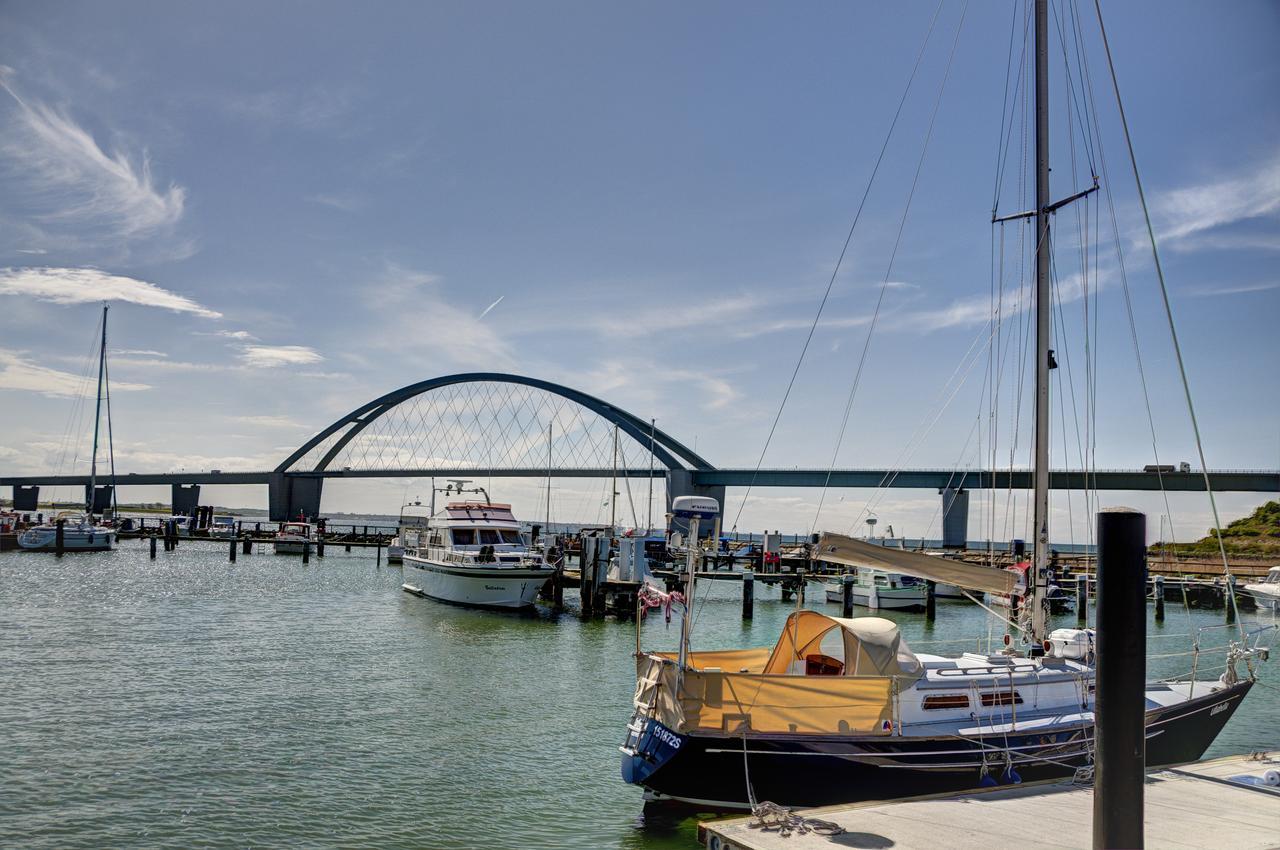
[
  {"left": 303, "top": 541, "right": 311, "bottom": 564},
  {"left": 376, "top": 542, "right": 381, "bottom": 565},
  {"left": 1077, "top": 574, "right": 1088, "bottom": 626},
  {"left": 229, "top": 536, "right": 237, "bottom": 563},
  {"left": 317, "top": 538, "right": 325, "bottom": 558},
  {"left": 55, "top": 518, "right": 65, "bottom": 557},
  {"left": 150, "top": 534, "right": 157, "bottom": 560},
  {"left": 1225, "top": 576, "right": 1237, "bottom": 625},
  {"left": 1153, "top": 575, "right": 1165, "bottom": 622},
  {"left": 925, "top": 580, "right": 937, "bottom": 621},
  {"left": 1093, "top": 507, "right": 1146, "bottom": 850},
  {"left": 742, "top": 570, "right": 754, "bottom": 620},
  {"left": 841, "top": 573, "right": 854, "bottom": 619},
  {"left": 591, "top": 542, "right": 606, "bottom": 620},
  {"left": 243, "top": 537, "right": 251, "bottom": 555},
  {"left": 345, "top": 543, "right": 351, "bottom": 552}
]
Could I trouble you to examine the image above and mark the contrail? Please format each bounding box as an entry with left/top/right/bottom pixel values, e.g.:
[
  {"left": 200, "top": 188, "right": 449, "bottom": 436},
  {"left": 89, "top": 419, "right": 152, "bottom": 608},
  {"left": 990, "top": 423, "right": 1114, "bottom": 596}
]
[{"left": 478, "top": 295, "right": 504, "bottom": 319}]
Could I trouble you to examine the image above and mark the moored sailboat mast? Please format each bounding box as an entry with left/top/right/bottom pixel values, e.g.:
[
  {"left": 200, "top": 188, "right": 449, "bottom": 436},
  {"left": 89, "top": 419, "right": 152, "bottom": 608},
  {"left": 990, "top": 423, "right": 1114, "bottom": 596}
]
[
  {"left": 1030, "top": 0, "right": 1052, "bottom": 644},
  {"left": 86, "top": 303, "right": 109, "bottom": 517}
]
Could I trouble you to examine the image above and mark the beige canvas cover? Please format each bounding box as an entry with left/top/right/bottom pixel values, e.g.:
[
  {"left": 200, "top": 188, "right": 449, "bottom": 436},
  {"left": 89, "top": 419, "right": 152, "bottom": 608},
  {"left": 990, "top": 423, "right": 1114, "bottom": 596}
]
[
  {"left": 634, "top": 653, "right": 894, "bottom": 736},
  {"left": 815, "top": 532, "right": 1018, "bottom": 596},
  {"left": 763, "top": 611, "right": 923, "bottom": 684}
]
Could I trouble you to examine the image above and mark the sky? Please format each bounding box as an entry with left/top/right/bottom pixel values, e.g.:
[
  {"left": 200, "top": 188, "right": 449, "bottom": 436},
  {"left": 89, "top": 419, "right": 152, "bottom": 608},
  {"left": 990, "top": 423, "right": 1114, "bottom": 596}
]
[{"left": 0, "top": 0, "right": 1277, "bottom": 543}]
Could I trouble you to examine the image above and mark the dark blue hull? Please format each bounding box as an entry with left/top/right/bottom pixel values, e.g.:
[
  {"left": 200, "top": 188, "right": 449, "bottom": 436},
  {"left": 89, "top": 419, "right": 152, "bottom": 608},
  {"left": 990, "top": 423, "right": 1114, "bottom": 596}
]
[{"left": 622, "top": 680, "right": 1252, "bottom": 810}]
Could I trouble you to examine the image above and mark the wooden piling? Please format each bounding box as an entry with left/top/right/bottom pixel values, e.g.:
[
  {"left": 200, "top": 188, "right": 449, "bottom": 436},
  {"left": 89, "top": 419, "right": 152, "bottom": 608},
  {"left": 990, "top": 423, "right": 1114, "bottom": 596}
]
[
  {"left": 303, "top": 541, "right": 311, "bottom": 564},
  {"left": 925, "top": 580, "right": 936, "bottom": 621},
  {"left": 149, "top": 534, "right": 157, "bottom": 559},
  {"left": 242, "top": 537, "right": 251, "bottom": 555},
  {"left": 1225, "top": 576, "right": 1236, "bottom": 625},
  {"left": 376, "top": 542, "right": 382, "bottom": 565},
  {"left": 1154, "top": 575, "right": 1165, "bottom": 621},
  {"left": 742, "top": 570, "right": 754, "bottom": 620},
  {"left": 841, "top": 573, "right": 854, "bottom": 618},
  {"left": 55, "top": 518, "right": 65, "bottom": 557},
  {"left": 229, "top": 536, "right": 237, "bottom": 563},
  {"left": 552, "top": 565, "right": 565, "bottom": 610},
  {"left": 797, "top": 569, "right": 806, "bottom": 605},
  {"left": 317, "top": 538, "right": 325, "bottom": 558}
]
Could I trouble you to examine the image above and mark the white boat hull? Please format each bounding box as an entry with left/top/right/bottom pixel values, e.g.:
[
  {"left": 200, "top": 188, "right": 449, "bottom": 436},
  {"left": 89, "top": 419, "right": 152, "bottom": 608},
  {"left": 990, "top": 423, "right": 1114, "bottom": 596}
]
[
  {"left": 1243, "top": 587, "right": 1279, "bottom": 611},
  {"left": 824, "top": 584, "right": 927, "bottom": 611},
  {"left": 274, "top": 539, "right": 312, "bottom": 555},
  {"left": 388, "top": 542, "right": 404, "bottom": 564},
  {"left": 402, "top": 555, "right": 550, "bottom": 609},
  {"left": 17, "top": 527, "right": 115, "bottom": 551}
]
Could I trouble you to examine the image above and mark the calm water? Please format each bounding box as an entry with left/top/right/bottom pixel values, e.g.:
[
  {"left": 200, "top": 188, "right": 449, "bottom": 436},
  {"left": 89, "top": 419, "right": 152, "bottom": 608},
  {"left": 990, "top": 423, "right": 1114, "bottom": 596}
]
[{"left": 2, "top": 541, "right": 1276, "bottom": 849}]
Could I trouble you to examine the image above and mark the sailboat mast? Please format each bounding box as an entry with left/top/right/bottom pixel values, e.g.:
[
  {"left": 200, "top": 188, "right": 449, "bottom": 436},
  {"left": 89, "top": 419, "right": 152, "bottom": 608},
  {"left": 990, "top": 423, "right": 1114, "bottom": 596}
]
[
  {"left": 545, "top": 422, "right": 552, "bottom": 533},
  {"left": 87, "top": 303, "right": 109, "bottom": 515},
  {"left": 610, "top": 424, "right": 618, "bottom": 532},
  {"left": 1031, "top": 0, "right": 1052, "bottom": 644}
]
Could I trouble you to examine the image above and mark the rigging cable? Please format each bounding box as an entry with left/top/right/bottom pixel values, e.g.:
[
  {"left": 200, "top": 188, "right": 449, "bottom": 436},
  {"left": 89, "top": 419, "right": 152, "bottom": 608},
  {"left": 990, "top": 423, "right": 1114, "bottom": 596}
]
[
  {"left": 1092, "top": 0, "right": 1242, "bottom": 632},
  {"left": 727, "top": 0, "right": 947, "bottom": 533},
  {"left": 812, "top": 0, "right": 970, "bottom": 534}
]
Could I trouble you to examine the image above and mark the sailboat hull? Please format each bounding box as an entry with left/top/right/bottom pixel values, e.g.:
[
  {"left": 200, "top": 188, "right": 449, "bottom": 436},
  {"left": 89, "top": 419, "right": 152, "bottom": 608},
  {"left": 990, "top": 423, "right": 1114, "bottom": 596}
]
[
  {"left": 623, "top": 679, "right": 1252, "bottom": 810},
  {"left": 17, "top": 527, "right": 115, "bottom": 552}
]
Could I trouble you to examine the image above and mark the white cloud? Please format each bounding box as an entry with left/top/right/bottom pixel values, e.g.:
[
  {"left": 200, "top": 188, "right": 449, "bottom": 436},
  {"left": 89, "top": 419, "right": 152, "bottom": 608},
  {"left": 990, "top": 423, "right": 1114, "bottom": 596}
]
[
  {"left": 238, "top": 344, "right": 324, "bottom": 368},
  {"left": 110, "top": 348, "right": 166, "bottom": 357},
  {"left": 1153, "top": 153, "right": 1280, "bottom": 247},
  {"left": 0, "top": 348, "right": 149, "bottom": 397},
  {"left": 1183, "top": 281, "right": 1279, "bottom": 298},
  {"left": 0, "top": 69, "right": 185, "bottom": 243},
  {"left": 230, "top": 414, "right": 307, "bottom": 429},
  {"left": 0, "top": 267, "right": 221, "bottom": 317}
]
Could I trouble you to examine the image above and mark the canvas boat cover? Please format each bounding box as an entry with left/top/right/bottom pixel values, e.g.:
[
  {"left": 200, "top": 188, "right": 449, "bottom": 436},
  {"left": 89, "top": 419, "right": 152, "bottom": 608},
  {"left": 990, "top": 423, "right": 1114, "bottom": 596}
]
[
  {"left": 814, "top": 532, "right": 1018, "bottom": 596},
  {"left": 763, "top": 611, "right": 923, "bottom": 683}
]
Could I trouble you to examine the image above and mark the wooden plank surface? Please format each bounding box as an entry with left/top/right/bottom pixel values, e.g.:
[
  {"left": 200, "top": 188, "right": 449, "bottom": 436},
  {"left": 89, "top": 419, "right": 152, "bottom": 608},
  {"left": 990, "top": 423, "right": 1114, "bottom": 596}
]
[{"left": 700, "top": 753, "right": 1280, "bottom": 850}]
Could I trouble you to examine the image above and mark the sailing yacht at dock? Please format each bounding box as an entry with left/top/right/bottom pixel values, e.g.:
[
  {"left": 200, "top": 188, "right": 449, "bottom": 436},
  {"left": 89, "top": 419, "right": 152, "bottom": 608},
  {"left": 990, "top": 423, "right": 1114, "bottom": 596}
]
[
  {"left": 18, "top": 304, "right": 117, "bottom": 553},
  {"left": 620, "top": 0, "right": 1268, "bottom": 810}
]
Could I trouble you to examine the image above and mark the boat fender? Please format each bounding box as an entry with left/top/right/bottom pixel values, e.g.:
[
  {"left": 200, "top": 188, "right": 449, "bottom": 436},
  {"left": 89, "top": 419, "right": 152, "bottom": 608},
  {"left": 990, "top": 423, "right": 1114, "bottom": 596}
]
[
  {"left": 1001, "top": 767, "right": 1022, "bottom": 785},
  {"left": 978, "top": 773, "right": 998, "bottom": 788}
]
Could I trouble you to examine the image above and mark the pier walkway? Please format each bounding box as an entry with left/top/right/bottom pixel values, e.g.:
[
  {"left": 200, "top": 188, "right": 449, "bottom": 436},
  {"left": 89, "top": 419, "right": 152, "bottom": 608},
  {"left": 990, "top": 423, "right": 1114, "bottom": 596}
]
[{"left": 699, "top": 752, "right": 1280, "bottom": 850}]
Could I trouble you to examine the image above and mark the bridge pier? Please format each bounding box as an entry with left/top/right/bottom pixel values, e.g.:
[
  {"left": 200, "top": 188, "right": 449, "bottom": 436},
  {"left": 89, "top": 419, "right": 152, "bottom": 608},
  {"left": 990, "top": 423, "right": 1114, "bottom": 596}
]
[
  {"left": 12, "top": 484, "right": 39, "bottom": 511},
  {"left": 269, "top": 472, "right": 323, "bottom": 522},
  {"left": 940, "top": 487, "right": 969, "bottom": 549},
  {"left": 172, "top": 484, "right": 201, "bottom": 517},
  {"left": 85, "top": 484, "right": 113, "bottom": 513},
  {"left": 665, "top": 469, "right": 724, "bottom": 537}
]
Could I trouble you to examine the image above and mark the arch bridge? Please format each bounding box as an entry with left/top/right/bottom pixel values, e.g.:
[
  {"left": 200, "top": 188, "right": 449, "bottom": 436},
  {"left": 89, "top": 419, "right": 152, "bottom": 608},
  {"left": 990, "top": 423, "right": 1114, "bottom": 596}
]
[{"left": 3, "top": 372, "right": 1276, "bottom": 532}]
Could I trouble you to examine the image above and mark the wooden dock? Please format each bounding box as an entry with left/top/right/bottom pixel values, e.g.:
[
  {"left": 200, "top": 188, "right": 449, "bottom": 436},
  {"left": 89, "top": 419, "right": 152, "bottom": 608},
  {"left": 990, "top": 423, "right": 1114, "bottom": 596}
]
[{"left": 699, "top": 752, "right": 1280, "bottom": 850}]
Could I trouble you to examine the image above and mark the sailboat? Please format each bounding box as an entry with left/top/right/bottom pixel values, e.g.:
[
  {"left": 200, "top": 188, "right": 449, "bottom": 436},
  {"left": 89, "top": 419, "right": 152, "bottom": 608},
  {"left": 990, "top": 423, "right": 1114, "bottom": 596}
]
[
  {"left": 619, "top": 1, "right": 1267, "bottom": 809},
  {"left": 18, "top": 304, "right": 117, "bottom": 552}
]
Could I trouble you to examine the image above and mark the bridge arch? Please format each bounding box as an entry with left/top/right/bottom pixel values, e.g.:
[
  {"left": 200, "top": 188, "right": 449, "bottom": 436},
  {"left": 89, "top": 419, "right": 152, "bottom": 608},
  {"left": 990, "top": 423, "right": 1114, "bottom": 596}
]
[{"left": 276, "top": 372, "right": 714, "bottom": 475}]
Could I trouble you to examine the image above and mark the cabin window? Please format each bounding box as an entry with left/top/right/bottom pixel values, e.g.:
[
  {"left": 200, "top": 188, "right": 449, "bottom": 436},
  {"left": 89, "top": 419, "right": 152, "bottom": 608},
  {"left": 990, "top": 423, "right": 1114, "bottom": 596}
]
[
  {"left": 922, "top": 694, "right": 970, "bottom": 710},
  {"left": 451, "top": 529, "right": 476, "bottom": 545},
  {"left": 479, "top": 529, "right": 502, "bottom": 545},
  {"left": 980, "top": 691, "right": 1024, "bottom": 707},
  {"left": 499, "top": 529, "right": 521, "bottom": 544}
]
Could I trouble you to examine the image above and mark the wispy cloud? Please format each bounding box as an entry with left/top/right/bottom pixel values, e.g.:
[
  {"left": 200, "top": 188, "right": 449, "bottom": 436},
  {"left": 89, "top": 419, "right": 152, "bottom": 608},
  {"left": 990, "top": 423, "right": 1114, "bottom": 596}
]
[
  {"left": 198, "top": 329, "right": 257, "bottom": 341},
  {"left": 238, "top": 344, "right": 324, "bottom": 368},
  {"left": 305, "top": 193, "right": 363, "bottom": 213},
  {"left": 0, "top": 267, "right": 221, "bottom": 317},
  {"left": 0, "top": 348, "right": 150, "bottom": 396},
  {"left": 230, "top": 414, "right": 307, "bottom": 429},
  {"left": 1153, "top": 153, "right": 1280, "bottom": 249},
  {"left": 1183, "top": 281, "right": 1279, "bottom": 298},
  {"left": 0, "top": 68, "right": 185, "bottom": 245},
  {"left": 110, "top": 348, "right": 167, "bottom": 357}
]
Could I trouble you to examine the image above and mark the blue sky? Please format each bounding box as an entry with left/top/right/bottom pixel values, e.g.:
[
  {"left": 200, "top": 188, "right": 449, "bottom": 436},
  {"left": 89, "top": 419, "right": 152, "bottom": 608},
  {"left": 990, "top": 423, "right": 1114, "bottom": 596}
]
[{"left": 1, "top": 1, "right": 1276, "bottom": 540}]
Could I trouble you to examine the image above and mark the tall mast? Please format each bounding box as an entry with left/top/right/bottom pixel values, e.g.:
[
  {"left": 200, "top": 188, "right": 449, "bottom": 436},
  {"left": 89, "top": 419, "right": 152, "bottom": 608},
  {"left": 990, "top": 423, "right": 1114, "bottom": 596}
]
[
  {"left": 87, "top": 303, "right": 109, "bottom": 516},
  {"left": 1031, "top": 0, "right": 1052, "bottom": 644},
  {"left": 545, "top": 422, "right": 552, "bottom": 533},
  {"left": 610, "top": 424, "right": 618, "bottom": 532}
]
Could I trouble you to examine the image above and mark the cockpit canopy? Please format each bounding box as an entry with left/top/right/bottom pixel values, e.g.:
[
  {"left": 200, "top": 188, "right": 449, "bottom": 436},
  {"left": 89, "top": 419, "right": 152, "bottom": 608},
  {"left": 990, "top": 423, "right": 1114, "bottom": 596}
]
[{"left": 764, "top": 611, "right": 923, "bottom": 683}]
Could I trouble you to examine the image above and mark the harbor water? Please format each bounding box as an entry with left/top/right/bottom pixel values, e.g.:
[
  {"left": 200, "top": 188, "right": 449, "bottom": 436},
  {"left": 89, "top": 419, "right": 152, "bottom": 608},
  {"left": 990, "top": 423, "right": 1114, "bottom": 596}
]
[{"left": 2, "top": 541, "right": 1276, "bottom": 849}]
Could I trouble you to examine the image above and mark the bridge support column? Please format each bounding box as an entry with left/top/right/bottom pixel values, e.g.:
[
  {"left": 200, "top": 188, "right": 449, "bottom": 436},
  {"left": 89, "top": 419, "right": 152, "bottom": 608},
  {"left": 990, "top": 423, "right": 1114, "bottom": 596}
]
[
  {"left": 268, "top": 473, "right": 323, "bottom": 522},
  {"left": 84, "top": 484, "right": 113, "bottom": 513},
  {"left": 13, "top": 484, "right": 39, "bottom": 512},
  {"left": 172, "top": 484, "right": 201, "bottom": 517},
  {"left": 665, "top": 470, "right": 725, "bottom": 537},
  {"left": 939, "top": 487, "right": 969, "bottom": 549}
]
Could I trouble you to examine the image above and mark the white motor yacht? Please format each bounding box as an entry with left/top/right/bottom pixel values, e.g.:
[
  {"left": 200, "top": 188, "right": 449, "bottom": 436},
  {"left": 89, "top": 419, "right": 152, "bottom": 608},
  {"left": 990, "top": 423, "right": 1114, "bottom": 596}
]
[
  {"left": 274, "top": 521, "right": 317, "bottom": 555},
  {"left": 401, "top": 501, "right": 552, "bottom": 609},
  {"left": 823, "top": 567, "right": 928, "bottom": 612},
  {"left": 1243, "top": 567, "right": 1280, "bottom": 612}
]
